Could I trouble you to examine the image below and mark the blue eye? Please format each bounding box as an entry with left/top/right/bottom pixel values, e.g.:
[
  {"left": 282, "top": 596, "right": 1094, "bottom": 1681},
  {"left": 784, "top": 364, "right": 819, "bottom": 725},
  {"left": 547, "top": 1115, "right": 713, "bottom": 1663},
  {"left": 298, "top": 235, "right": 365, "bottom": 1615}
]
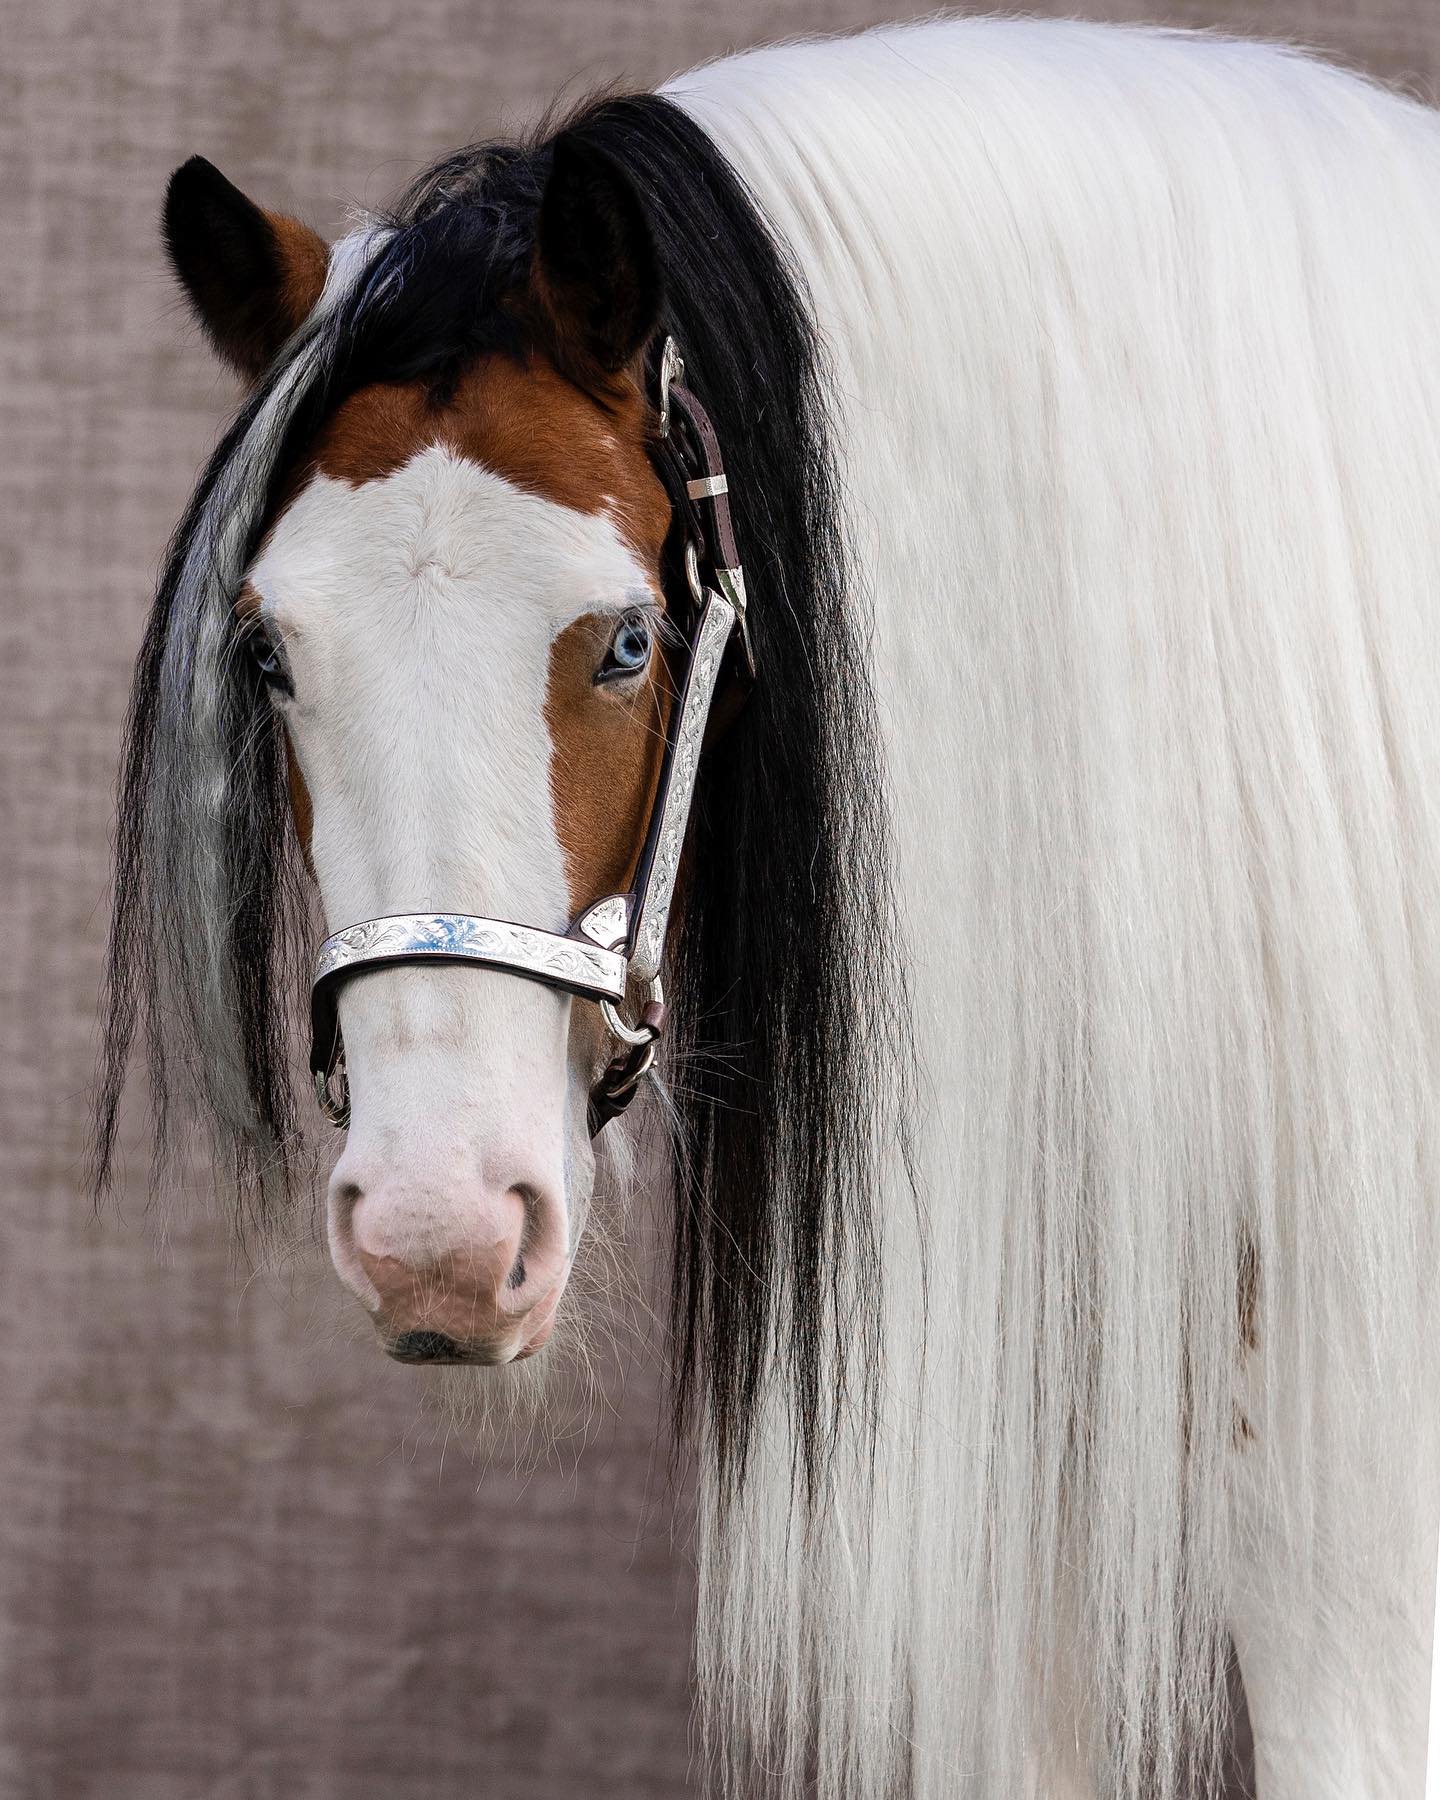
[{"left": 596, "top": 610, "right": 653, "bottom": 684}]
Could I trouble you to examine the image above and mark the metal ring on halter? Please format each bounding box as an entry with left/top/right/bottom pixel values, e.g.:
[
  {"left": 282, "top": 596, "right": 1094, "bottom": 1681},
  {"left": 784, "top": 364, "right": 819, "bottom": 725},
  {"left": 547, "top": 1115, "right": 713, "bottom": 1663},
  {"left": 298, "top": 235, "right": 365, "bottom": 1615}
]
[
  {"left": 600, "top": 976, "right": 665, "bottom": 1048},
  {"left": 602, "top": 1037, "right": 657, "bottom": 1099}
]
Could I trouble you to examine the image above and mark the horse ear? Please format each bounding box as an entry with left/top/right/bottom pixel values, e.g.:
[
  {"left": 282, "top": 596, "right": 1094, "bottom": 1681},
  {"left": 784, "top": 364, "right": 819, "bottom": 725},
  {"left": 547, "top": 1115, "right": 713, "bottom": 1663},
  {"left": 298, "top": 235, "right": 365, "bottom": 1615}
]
[
  {"left": 533, "top": 135, "right": 661, "bottom": 380},
  {"left": 163, "top": 157, "right": 329, "bottom": 380}
]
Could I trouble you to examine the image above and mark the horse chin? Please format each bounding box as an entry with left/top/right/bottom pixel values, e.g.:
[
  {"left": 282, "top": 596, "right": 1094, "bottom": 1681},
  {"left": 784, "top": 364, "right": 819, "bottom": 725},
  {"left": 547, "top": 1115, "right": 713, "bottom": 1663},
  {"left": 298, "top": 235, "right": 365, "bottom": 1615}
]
[{"left": 374, "top": 1268, "right": 570, "bottom": 1368}]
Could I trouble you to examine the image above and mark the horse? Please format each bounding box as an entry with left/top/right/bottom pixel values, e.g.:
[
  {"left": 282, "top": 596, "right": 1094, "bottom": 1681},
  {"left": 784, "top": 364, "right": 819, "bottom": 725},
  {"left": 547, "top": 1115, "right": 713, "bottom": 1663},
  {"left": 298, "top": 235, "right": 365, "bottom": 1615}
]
[{"left": 95, "top": 15, "right": 1440, "bottom": 1797}]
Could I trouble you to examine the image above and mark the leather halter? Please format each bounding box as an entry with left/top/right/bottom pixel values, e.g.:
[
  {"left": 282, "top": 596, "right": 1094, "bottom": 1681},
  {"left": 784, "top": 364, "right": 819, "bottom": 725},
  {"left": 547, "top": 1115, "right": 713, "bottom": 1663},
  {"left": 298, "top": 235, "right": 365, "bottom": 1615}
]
[{"left": 308, "top": 338, "right": 752, "bottom": 1138}]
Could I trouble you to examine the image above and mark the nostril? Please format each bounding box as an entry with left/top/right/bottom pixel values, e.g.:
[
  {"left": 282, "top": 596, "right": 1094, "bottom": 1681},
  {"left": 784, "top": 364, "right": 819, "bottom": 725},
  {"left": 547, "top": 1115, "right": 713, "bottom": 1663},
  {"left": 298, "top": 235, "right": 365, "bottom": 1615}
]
[
  {"left": 504, "top": 1183, "right": 544, "bottom": 1295},
  {"left": 390, "top": 1329, "right": 465, "bottom": 1364}
]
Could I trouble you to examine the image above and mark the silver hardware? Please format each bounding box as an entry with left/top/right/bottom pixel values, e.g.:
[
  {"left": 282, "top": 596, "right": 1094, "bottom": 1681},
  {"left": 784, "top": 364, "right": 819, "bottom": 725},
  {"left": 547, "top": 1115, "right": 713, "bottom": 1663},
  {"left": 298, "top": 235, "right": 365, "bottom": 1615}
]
[
  {"left": 657, "top": 337, "right": 684, "bottom": 437},
  {"left": 684, "top": 539, "right": 704, "bottom": 605},
  {"left": 599, "top": 1036, "right": 657, "bottom": 1100},
  {"left": 715, "top": 564, "right": 753, "bottom": 677},
  {"left": 629, "top": 593, "right": 736, "bottom": 984},
  {"left": 575, "top": 894, "right": 630, "bottom": 951},
  {"left": 315, "top": 912, "right": 627, "bottom": 1003},
  {"left": 600, "top": 976, "right": 665, "bottom": 1049},
  {"left": 685, "top": 472, "right": 729, "bottom": 501},
  {"left": 715, "top": 565, "right": 747, "bottom": 622}
]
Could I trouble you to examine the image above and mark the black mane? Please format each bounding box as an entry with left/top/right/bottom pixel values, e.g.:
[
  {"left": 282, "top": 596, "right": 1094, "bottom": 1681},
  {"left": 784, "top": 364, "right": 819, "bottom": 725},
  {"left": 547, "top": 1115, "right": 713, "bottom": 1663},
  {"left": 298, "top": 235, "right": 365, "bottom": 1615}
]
[{"left": 99, "top": 92, "right": 902, "bottom": 1496}]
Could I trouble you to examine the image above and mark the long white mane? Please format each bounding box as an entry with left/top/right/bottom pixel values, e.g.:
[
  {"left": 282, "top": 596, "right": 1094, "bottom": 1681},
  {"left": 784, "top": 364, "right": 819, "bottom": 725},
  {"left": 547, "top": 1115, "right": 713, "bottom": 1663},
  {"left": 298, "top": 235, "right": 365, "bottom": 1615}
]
[{"left": 670, "top": 20, "right": 1440, "bottom": 1794}]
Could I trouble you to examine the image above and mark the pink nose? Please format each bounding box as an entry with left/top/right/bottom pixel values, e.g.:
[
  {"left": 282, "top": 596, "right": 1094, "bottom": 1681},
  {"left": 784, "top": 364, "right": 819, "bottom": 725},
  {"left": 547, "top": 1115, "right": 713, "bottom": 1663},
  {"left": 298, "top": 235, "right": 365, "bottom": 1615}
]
[{"left": 327, "top": 1173, "right": 569, "bottom": 1364}]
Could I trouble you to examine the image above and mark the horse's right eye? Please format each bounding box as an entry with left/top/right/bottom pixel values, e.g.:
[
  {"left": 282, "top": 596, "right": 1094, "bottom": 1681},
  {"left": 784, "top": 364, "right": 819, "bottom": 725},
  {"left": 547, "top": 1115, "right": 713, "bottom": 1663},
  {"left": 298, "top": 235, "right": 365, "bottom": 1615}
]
[{"left": 247, "top": 622, "right": 293, "bottom": 695}]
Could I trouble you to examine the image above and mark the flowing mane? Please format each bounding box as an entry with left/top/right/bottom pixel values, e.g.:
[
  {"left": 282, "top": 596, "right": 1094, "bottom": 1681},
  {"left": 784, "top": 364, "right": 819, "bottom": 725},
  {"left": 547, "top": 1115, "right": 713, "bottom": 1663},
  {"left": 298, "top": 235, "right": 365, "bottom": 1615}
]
[{"left": 96, "top": 93, "right": 903, "bottom": 1487}]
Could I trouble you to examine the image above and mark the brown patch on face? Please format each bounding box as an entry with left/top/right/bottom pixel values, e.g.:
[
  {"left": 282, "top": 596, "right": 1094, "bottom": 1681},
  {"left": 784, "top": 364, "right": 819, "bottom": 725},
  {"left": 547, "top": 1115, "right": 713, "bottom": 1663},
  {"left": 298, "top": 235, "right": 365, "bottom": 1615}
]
[
  {"left": 302, "top": 381, "right": 433, "bottom": 488},
  {"left": 303, "top": 354, "right": 671, "bottom": 564},
  {"left": 284, "top": 733, "right": 314, "bottom": 862},
  {"left": 544, "top": 612, "right": 673, "bottom": 906}
]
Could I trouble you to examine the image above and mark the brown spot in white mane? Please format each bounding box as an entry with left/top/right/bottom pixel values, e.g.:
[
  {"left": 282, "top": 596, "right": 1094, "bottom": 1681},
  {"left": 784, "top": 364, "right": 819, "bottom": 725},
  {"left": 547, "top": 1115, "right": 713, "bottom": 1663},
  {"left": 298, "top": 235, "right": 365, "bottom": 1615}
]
[
  {"left": 1237, "top": 1229, "right": 1260, "bottom": 1354},
  {"left": 1233, "top": 1229, "right": 1261, "bottom": 1449}
]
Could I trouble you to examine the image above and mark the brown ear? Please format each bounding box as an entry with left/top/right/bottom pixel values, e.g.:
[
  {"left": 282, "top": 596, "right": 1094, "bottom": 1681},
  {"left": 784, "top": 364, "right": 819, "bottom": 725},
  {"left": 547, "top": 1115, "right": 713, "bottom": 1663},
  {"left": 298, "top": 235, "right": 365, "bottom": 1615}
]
[
  {"left": 163, "top": 157, "right": 328, "bottom": 380},
  {"left": 532, "top": 135, "right": 661, "bottom": 383}
]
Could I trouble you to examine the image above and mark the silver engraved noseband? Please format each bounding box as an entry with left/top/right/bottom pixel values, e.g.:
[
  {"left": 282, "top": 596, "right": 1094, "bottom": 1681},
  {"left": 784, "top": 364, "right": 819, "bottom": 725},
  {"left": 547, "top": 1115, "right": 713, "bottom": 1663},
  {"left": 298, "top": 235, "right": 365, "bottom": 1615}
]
[{"left": 309, "top": 338, "right": 751, "bottom": 1136}]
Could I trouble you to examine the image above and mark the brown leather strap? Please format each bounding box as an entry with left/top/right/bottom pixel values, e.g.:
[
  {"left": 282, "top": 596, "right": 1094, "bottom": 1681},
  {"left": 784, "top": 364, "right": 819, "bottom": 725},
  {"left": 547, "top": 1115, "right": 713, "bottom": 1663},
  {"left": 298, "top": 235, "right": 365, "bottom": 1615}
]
[
  {"left": 668, "top": 380, "right": 742, "bottom": 571},
  {"left": 662, "top": 379, "right": 756, "bottom": 684}
]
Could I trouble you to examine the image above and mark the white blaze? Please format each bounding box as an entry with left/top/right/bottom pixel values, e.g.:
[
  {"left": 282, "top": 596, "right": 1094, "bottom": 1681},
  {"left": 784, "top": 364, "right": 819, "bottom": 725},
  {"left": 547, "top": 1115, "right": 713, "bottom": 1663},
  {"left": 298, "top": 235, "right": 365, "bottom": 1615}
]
[{"left": 248, "top": 446, "right": 653, "bottom": 1227}]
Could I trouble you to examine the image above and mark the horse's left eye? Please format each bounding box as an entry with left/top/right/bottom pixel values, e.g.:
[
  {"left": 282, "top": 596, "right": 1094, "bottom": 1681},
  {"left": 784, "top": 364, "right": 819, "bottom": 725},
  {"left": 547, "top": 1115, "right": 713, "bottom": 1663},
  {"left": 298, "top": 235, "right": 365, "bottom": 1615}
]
[{"left": 595, "top": 610, "right": 654, "bottom": 684}]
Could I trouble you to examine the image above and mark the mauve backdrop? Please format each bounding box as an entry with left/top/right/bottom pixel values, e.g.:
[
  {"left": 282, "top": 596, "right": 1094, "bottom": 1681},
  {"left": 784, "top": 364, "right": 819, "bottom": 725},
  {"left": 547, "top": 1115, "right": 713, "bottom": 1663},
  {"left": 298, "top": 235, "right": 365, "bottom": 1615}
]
[{"left": 2, "top": 2, "right": 1435, "bottom": 1795}]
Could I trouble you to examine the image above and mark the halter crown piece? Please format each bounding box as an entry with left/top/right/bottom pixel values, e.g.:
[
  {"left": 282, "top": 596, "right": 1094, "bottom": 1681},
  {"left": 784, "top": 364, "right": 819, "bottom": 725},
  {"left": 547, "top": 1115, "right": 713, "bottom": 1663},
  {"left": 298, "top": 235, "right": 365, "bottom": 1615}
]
[{"left": 309, "top": 338, "right": 754, "bottom": 1137}]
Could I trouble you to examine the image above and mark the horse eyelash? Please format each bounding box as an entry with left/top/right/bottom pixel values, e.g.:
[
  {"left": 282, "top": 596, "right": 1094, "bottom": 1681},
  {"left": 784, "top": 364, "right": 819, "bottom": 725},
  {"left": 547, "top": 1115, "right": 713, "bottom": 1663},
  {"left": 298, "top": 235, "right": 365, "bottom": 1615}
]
[{"left": 241, "top": 614, "right": 295, "bottom": 696}]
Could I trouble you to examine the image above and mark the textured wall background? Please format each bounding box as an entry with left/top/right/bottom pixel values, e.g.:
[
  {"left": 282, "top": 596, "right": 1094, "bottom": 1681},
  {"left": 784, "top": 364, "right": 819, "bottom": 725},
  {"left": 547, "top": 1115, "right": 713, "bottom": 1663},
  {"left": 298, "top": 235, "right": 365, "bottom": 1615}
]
[{"left": 2, "top": 1, "right": 1435, "bottom": 1795}]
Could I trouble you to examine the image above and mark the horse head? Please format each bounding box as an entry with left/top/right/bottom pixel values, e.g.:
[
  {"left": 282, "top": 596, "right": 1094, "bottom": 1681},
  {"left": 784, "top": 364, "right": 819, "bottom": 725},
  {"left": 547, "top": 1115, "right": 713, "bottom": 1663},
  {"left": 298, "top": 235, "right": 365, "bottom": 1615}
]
[{"left": 161, "top": 146, "right": 680, "bottom": 1363}]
